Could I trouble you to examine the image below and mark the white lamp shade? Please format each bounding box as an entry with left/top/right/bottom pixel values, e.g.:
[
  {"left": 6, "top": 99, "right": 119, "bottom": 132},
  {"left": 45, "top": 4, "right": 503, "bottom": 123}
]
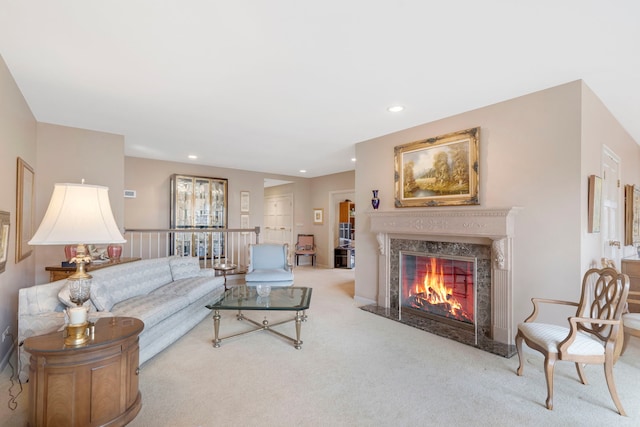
[{"left": 29, "top": 183, "right": 126, "bottom": 245}]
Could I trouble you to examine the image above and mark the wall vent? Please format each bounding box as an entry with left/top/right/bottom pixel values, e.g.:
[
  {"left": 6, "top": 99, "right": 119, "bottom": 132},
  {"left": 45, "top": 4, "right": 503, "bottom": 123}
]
[{"left": 124, "top": 190, "right": 136, "bottom": 198}]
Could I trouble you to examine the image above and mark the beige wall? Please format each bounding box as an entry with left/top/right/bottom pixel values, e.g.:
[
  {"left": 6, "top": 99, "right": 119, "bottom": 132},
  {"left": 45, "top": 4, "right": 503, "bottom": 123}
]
[
  {"left": 125, "top": 158, "right": 354, "bottom": 268},
  {"left": 266, "top": 172, "right": 355, "bottom": 267},
  {"left": 124, "top": 156, "right": 305, "bottom": 232},
  {"left": 580, "top": 82, "right": 640, "bottom": 268},
  {"left": 308, "top": 171, "right": 355, "bottom": 267},
  {"left": 0, "top": 55, "right": 37, "bottom": 367},
  {"left": 354, "top": 80, "right": 640, "bottom": 334},
  {"left": 33, "top": 123, "right": 125, "bottom": 284}
]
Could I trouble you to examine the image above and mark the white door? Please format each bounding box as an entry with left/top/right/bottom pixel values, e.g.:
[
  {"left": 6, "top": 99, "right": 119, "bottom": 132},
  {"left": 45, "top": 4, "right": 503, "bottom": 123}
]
[
  {"left": 602, "top": 146, "right": 622, "bottom": 268},
  {"left": 263, "top": 194, "right": 293, "bottom": 248}
]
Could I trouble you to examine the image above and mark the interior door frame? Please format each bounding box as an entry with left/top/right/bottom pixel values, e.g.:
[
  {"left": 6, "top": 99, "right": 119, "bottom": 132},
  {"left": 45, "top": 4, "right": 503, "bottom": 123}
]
[
  {"left": 328, "top": 189, "right": 355, "bottom": 267},
  {"left": 601, "top": 145, "right": 622, "bottom": 268}
]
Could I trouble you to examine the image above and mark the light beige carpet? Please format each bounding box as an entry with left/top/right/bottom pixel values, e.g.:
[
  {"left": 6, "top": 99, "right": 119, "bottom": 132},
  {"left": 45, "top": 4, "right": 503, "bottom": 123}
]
[{"left": 2, "top": 266, "right": 640, "bottom": 426}]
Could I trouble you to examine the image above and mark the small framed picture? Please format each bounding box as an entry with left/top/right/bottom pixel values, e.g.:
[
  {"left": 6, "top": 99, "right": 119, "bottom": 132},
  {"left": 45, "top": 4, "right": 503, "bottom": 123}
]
[
  {"left": 0, "top": 210, "right": 10, "bottom": 274},
  {"left": 313, "top": 208, "right": 324, "bottom": 225},
  {"left": 240, "top": 191, "right": 250, "bottom": 213},
  {"left": 240, "top": 214, "right": 250, "bottom": 234}
]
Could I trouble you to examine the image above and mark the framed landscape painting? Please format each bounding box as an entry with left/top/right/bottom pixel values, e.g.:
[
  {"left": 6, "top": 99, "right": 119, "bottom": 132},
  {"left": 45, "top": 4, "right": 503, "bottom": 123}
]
[{"left": 394, "top": 127, "right": 480, "bottom": 207}]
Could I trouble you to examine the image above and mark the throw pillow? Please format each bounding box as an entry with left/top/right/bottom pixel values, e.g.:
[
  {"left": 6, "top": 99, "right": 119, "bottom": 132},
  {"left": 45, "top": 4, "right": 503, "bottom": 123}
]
[{"left": 169, "top": 256, "right": 201, "bottom": 280}]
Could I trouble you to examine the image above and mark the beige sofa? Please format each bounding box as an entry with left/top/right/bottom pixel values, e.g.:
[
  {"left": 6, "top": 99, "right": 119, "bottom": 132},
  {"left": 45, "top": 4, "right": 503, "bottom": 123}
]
[{"left": 18, "top": 256, "right": 225, "bottom": 382}]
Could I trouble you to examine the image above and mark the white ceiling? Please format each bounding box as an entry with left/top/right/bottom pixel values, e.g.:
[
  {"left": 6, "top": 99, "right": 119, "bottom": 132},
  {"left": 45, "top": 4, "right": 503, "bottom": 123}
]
[{"left": 1, "top": 1, "right": 639, "bottom": 178}]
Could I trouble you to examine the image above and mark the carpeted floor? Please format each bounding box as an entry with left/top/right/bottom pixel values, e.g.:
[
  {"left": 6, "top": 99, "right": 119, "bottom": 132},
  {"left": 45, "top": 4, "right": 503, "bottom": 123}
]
[{"left": 2, "top": 266, "right": 640, "bottom": 426}]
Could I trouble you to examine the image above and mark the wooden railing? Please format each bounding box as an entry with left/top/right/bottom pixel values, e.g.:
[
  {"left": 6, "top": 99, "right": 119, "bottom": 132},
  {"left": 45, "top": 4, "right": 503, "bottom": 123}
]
[{"left": 123, "top": 227, "right": 261, "bottom": 272}]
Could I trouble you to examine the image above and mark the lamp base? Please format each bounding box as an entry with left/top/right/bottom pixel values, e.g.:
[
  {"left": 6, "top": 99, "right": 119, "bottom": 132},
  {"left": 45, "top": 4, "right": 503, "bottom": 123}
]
[{"left": 64, "top": 322, "right": 90, "bottom": 347}]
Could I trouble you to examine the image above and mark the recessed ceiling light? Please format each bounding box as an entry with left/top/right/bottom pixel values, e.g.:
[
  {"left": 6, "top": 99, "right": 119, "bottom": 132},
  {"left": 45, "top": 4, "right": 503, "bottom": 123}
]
[
  {"left": 387, "top": 105, "right": 404, "bottom": 113},
  {"left": 299, "top": 169, "right": 307, "bottom": 173},
  {"left": 351, "top": 158, "right": 356, "bottom": 162},
  {"left": 188, "top": 155, "right": 198, "bottom": 160}
]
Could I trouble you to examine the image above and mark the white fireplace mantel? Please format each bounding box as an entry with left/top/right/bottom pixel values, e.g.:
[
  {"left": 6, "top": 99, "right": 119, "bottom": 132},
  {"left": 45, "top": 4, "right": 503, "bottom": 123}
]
[{"left": 368, "top": 207, "right": 521, "bottom": 345}]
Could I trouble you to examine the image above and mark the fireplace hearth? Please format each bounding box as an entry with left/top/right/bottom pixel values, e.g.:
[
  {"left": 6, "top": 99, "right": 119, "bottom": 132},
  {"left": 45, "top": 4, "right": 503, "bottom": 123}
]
[{"left": 363, "top": 208, "right": 519, "bottom": 358}]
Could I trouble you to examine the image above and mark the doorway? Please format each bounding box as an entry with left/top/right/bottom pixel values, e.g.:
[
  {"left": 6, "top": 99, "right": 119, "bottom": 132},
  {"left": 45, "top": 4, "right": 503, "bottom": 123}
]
[
  {"left": 602, "top": 146, "right": 622, "bottom": 268},
  {"left": 263, "top": 194, "right": 293, "bottom": 249},
  {"left": 328, "top": 190, "right": 355, "bottom": 268}
]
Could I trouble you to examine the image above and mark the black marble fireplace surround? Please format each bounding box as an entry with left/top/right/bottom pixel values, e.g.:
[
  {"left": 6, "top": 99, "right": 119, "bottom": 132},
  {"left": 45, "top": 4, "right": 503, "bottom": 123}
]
[{"left": 362, "top": 238, "right": 516, "bottom": 357}]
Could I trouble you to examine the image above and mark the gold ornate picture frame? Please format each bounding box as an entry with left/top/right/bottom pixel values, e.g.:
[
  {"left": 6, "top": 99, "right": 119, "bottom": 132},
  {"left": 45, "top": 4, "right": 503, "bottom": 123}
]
[
  {"left": 0, "top": 211, "right": 9, "bottom": 273},
  {"left": 394, "top": 127, "right": 480, "bottom": 207},
  {"left": 16, "top": 157, "right": 35, "bottom": 262},
  {"left": 588, "top": 174, "right": 602, "bottom": 234},
  {"left": 624, "top": 184, "right": 640, "bottom": 245}
]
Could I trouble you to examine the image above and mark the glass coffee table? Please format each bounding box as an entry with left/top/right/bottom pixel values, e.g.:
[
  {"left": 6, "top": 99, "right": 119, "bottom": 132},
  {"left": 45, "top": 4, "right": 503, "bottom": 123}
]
[{"left": 206, "top": 286, "right": 312, "bottom": 349}]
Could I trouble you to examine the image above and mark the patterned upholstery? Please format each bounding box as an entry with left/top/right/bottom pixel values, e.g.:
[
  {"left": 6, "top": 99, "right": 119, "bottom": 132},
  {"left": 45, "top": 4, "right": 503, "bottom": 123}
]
[
  {"left": 517, "top": 323, "right": 604, "bottom": 356},
  {"left": 18, "top": 256, "right": 225, "bottom": 382},
  {"left": 169, "top": 256, "right": 202, "bottom": 280}
]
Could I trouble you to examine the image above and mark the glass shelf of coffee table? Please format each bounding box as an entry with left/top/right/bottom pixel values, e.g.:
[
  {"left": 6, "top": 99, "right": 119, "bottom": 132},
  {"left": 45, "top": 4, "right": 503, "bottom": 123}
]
[{"left": 206, "top": 286, "right": 312, "bottom": 349}]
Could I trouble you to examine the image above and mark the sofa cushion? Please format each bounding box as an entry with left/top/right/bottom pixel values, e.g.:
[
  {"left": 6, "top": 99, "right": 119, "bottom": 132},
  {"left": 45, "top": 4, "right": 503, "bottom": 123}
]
[
  {"left": 90, "top": 258, "right": 173, "bottom": 311},
  {"left": 111, "top": 293, "right": 190, "bottom": 330},
  {"left": 169, "top": 256, "right": 201, "bottom": 280},
  {"left": 152, "top": 276, "right": 224, "bottom": 304}
]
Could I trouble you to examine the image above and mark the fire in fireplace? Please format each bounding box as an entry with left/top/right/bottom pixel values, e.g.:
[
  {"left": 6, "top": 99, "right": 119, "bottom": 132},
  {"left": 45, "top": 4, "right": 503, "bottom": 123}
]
[{"left": 400, "top": 251, "right": 476, "bottom": 327}]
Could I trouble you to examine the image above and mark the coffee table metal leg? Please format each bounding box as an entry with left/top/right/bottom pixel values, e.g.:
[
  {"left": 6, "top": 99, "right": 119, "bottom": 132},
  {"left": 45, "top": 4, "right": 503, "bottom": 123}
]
[
  {"left": 213, "top": 310, "right": 221, "bottom": 348},
  {"left": 294, "top": 310, "right": 303, "bottom": 349}
]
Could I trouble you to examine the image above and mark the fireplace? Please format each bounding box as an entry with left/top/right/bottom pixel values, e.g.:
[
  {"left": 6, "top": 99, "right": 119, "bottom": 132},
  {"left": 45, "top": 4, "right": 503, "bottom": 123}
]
[
  {"left": 365, "top": 208, "right": 519, "bottom": 357},
  {"left": 400, "top": 252, "right": 476, "bottom": 329}
]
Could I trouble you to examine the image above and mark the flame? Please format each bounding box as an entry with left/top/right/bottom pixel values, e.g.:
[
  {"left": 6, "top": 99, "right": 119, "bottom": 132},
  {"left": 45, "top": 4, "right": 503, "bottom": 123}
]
[{"left": 410, "top": 258, "right": 465, "bottom": 318}]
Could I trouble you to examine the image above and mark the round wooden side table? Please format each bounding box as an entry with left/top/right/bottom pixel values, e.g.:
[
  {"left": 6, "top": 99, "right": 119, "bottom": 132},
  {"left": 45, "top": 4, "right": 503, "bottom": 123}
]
[{"left": 24, "top": 317, "right": 144, "bottom": 427}]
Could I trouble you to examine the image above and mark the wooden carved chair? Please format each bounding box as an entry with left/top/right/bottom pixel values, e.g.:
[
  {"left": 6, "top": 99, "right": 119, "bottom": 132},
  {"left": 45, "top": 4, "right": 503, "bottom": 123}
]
[
  {"left": 294, "top": 234, "right": 316, "bottom": 267},
  {"left": 620, "top": 290, "right": 640, "bottom": 356},
  {"left": 515, "top": 267, "right": 630, "bottom": 415}
]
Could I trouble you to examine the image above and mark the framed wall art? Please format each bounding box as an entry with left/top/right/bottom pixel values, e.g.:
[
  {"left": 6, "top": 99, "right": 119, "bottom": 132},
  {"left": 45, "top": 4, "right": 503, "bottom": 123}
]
[
  {"left": 240, "top": 214, "right": 250, "bottom": 234},
  {"left": 16, "top": 157, "right": 35, "bottom": 262},
  {"left": 240, "top": 191, "right": 250, "bottom": 213},
  {"left": 588, "top": 174, "right": 602, "bottom": 233},
  {"left": 394, "top": 127, "right": 480, "bottom": 207},
  {"left": 624, "top": 184, "right": 640, "bottom": 245},
  {"left": 313, "top": 208, "right": 324, "bottom": 225},
  {"left": 0, "top": 211, "right": 9, "bottom": 274}
]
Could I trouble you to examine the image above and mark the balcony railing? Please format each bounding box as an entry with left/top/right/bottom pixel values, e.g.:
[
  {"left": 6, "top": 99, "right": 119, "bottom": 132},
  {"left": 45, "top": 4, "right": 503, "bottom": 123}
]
[{"left": 123, "top": 227, "right": 261, "bottom": 272}]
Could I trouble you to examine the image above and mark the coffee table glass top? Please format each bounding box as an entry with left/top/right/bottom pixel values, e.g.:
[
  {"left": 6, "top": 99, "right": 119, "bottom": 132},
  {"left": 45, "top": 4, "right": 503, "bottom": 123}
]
[{"left": 207, "top": 286, "right": 312, "bottom": 311}]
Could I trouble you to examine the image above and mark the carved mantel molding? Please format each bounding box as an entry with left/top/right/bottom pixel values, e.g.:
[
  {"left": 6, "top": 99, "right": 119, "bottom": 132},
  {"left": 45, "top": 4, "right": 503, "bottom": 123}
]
[{"left": 368, "top": 207, "right": 521, "bottom": 345}]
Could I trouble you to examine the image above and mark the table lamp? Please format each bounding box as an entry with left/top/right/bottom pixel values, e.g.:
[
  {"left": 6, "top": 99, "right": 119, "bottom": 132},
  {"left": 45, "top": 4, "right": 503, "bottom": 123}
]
[{"left": 29, "top": 182, "right": 125, "bottom": 346}]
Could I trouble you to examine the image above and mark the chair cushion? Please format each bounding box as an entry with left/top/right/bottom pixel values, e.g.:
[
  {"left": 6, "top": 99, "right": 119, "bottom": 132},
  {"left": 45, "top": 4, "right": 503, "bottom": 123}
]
[
  {"left": 623, "top": 313, "right": 640, "bottom": 330},
  {"left": 518, "top": 322, "right": 605, "bottom": 356},
  {"left": 296, "top": 249, "right": 315, "bottom": 255}
]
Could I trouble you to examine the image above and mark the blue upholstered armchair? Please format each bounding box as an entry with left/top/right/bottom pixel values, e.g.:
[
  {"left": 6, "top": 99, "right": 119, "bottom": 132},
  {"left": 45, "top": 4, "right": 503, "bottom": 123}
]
[{"left": 245, "top": 243, "right": 294, "bottom": 285}]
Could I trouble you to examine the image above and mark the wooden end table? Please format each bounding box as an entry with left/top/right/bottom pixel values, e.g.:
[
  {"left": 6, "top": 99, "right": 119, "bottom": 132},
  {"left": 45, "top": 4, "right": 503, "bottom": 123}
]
[
  {"left": 24, "top": 317, "right": 144, "bottom": 427},
  {"left": 45, "top": 257, "right": 141, "bottom": 282}
]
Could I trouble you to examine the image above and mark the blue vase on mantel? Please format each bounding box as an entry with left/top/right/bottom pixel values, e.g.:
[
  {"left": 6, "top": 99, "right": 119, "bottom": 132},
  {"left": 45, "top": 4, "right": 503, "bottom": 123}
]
[{"left": 371, "top": 190, "right": 380, "bottom": 210}]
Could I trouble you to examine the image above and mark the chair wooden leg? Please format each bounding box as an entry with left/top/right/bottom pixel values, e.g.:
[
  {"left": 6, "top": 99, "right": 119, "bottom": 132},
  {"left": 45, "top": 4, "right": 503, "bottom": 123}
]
[
  {"left": 575, "top": 362, "right": 588, "bottom": 385},
  {"left": 515, "top": 332, "right": 525, "bottom": 376},
  {"left": 544, "top": 355, "right": 556, "bottom": 410},
  {"left": 604, "top": 356, "right": 627, "bottom": 416}
]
